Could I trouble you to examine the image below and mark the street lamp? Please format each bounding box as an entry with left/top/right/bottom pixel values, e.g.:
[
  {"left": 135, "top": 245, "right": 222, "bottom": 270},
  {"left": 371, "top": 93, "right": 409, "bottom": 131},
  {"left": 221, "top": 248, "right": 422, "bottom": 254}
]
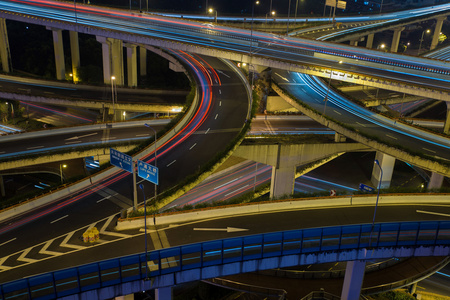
[
  {"left": 418, "top": 29, "right": 431, "bottom": 55},
  {"left": 266, "top": 10, "right": 275, "bottom": 23},
  {"left": 250, "top": 0, "right": 260, "bottom": 92},
  {"left": 60, "top": 164, "right": 67, "bottom": 184},
  {"left": 369, "top": 159, "right": 383, "bottom": 247},
  {"left": 208, "top": 8, "right": 217, "bottom": 23},
  {"left": 111, "top": 76, "right": 116, "bottom": 122},
  {"left": 138, "top": 183, "right": 149, "bottom": 279},
  {"left": 323, "top": 61, "right": 342, "bottom": 116}
]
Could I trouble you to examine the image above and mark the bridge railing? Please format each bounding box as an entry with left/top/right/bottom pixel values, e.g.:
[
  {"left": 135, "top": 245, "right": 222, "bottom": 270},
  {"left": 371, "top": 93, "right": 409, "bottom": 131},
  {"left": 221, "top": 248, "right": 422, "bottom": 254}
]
[{"left": 1, "top": 221, "right": 450, "bottom": 300}]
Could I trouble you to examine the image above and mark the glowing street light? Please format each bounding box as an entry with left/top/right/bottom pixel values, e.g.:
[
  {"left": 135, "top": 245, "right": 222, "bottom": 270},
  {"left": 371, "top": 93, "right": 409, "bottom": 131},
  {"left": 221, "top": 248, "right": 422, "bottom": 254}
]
[
  {"left": 111, "top": 76, "right": 116, "bottom": 121},
  {"left": 60, "top": 164, "right": 67, "bottom": 184},
  {"left": 266, "top": 10, "right": 275, "bottom": 23},
  {"left": 208, "top": 8, "right": 217, "bottom": 23},
  {"left": 418, "top": 29, "right": 431, "bottom": 55}
]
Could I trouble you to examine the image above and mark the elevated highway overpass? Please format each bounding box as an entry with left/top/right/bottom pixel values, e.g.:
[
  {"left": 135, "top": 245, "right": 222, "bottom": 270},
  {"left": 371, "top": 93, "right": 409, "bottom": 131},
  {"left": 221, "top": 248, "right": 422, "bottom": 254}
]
[{"left": 0, "top": 1, "right": 449, "bottom": 100}]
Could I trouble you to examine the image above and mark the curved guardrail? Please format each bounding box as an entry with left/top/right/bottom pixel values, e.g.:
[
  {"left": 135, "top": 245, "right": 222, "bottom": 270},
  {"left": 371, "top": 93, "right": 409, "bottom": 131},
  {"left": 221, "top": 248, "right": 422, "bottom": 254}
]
[{"left": 1, "top": 221, "right": 450, "bottom": 299}]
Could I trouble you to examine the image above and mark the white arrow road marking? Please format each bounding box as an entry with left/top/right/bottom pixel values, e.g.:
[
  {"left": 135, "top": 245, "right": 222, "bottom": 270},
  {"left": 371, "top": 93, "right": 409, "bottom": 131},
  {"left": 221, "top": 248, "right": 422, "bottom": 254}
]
[
  {"left": 65, "top": 132, "right": 98, "bottom": 141},
  {"left": 0, "top": 256, "right": 12, "bottom": 271},
  {"left": 39, "top": 239, "right": 63, "bottom": 256},
  {"left": 0, "top": 238, "right": 16, "bottom": 247},
  {"left": 18, "top": 248, "right": 38, "bottom": 263},
  {"left": 416, "top": 210, "right": 450, "bottom": 218},
  {"left": 193, "top": 227, "right": 249, "bottom": 233}
]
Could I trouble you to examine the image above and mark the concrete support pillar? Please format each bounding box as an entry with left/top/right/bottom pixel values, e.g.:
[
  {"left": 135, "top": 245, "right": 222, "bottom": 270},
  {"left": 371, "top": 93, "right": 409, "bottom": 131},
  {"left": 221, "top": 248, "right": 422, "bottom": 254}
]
[
  {"left": 140, "top": 46, "right": 147, "bottom": 76},
  {"left": 270, "top": 165, "right": 296, "bottom": 199},
  {"left": 125, "top": 43, "right": 138, "bottom": 87},
  {"left": 428, "top": 172, "right": 444, "bottom": 190},
  {"left": 334, "top": 133, "right": 346, "bottom": 142},
  {"left": 349, "top": 39, "right": 358, "bottom": 46},
  {"left": 0, "top": 18, "right": 11, "bottom": 72},
  {"left": 444, "top": 102, "right": 450, "bottom": 135},
  {"left": 408, "top": 282, "right": 417, "bottom": 295},
  {"left": 47, "top": 27, "right": 65, "bottom": 80},
  {"left": 366, "top": 33, "right": 374, "bottom": 49},
  {"left": 155, "top": 287, "right": 172, "bottom": 300},
  {"left": 390, "top": 27, "right": 404, "bottom": 53},
  {"left": 371, "top": 152, "right": 395, "bottom": 189},
  {"left": 96, "top": 36, "right": 124, "bottom": 85},
  {"left": 69, "top": 31, "right": 80, "bottom": 83},
  {"left": 0, "top": 175, "right": 5, "bottom": 197},
  {"left": 431, "top": 16, "right": 446, "bottom": 51},
  {"left": 341, "top": 260, "right": 366, "bottom": 300}
]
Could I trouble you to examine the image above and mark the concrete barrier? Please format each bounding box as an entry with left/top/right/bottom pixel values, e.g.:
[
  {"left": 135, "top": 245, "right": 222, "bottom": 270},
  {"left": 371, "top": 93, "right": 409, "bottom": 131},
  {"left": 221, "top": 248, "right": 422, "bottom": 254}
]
[{"left": 115, "top": 194, "right": 450, "bottom": 231}]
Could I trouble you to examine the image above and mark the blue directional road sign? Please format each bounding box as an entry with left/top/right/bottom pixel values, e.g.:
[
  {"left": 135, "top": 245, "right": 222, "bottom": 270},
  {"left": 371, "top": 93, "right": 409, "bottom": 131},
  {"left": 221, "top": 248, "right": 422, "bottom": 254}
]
[
  {"left": 137, "top": 159, "right": 159, "bottom": 185},
  {"left": 359, "top": 183, "right": 375, "bottom": 192},
  {"left": 110, "top": 148, "right": 133, "bottom": 173}
]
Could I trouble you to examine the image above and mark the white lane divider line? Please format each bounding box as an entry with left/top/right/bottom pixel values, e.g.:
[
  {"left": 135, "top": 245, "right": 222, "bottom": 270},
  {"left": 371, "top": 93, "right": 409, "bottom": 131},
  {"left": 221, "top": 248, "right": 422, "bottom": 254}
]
[
  {"left": 167, "top": 160, "right": 176, "bottom": 167},
  {"left": 27, "top": 145, "right": 44, "bottom": 150},
  {"left": 50, "top": 215, "right": 68, "bottom": 224},
  {"left": 189, "top": 143, "right": 197, "bottom": 150}
]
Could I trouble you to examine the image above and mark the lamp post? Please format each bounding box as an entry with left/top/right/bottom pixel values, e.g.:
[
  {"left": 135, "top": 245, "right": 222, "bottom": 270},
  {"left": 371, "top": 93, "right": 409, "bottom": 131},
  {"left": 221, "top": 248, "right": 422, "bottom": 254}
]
[
  {"left": 111, "top": 76, "right": 116, "bottom": 122},
  {"left": 138, "top": 184, "right": 149, "bottom": 279},
  {"left": 418, "top": 29, "right": 430, "bottom": 55},
  {"left": 287, "top": 0, "right": 291, "bottom": 34},
  {"left": 60, "top": 164, "right": 67, "bottom": 184},
  {"left": 250, "top": 1, "right": 260, "bottom": 93},
  {"left": 266, "top": 10, "right": 275, "bottom": 23},
  {"left": 145, "top": 123, "right": 158, "bottom": 225},
  {"left": 369, "top": 159, "right": 383, "bottom": 247},
  {"left": 208, "top": 8, "right": 217, "bottom": 23}
]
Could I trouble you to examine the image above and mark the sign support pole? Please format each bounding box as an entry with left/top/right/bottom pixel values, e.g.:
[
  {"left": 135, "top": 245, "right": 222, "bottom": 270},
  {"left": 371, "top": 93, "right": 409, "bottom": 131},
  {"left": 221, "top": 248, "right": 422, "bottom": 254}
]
[{"left": 133, "top": 161, "right": 138, "bottom": 211}]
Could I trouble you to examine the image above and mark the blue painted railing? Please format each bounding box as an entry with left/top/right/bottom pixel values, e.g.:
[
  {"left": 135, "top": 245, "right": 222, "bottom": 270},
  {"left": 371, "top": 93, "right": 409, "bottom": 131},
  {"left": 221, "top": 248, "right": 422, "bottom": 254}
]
[{"left": 1, "top": 221, "right": 450, "bottom": 300}]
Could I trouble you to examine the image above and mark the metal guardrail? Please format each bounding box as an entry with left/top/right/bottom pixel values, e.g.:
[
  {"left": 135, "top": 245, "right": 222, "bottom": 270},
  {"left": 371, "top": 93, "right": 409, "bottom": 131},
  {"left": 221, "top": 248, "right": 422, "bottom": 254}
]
[
  {"left": 205, "top": 278, "right": 287, "bottom": 299},
  {"left": 1, "top": 221, "right": 450, "bottom": 299}
]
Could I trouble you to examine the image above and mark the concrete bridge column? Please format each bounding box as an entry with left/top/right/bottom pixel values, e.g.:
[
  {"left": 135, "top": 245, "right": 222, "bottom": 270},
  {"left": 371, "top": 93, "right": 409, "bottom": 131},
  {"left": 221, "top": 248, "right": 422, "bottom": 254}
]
[
  {"left": 96, "top": 36, "right": 124, "bottom": 85},
  {"left": 431, "top": 16, "right": 446, "bottom": 51},
  {"left": 155, "top": 287, "right": 172, "bottom": 300},
  {"left": 46, "top": 27, "right": 65, "bottom": 80},
  {"left": 270, "top": 164, "right": 296, "bottom": 199},
  {"left": 390, "top": 27, "right": 404, "bottom": 53},
  {"left": 0, "top": 18, "right": 11, "bottom": 72},
  {"left": 69, "top": 31, "right": 80, "bottom": 83},
  {"left": 366, "top": 33, "right": 374, "bottom": 49},
  {"left": 334, "top": 133, "right": 346, "bottom": 142},
  {"left": 350, "top": 39, "right": 358, "bottom": 46},
  {"left": 371, "top": 152, "right": 395, "bottom": 189},
  {"left": 341, "top": 260, "right": 366, "bottom": 300},
  {"left": 444, "top": 101, "right": 450, "bottom": 135},
  {"left": 140, "top": 46, "right": 147, "bottom": 76},
  {"left": 125, "top": 43, "right": 138, "bottom": 87},
  {"left": 427, "top": 172, "right": 444, "bottom": 190}
]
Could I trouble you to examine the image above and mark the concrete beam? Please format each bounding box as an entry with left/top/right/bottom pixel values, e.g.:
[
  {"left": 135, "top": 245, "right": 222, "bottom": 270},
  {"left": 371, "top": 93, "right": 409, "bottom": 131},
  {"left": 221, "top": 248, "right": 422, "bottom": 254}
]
[
  {"left": 371, "top": 152, "right": 395, "bottom": 189},
  {"left": 69, "top": 31, "right": 80, "bottom": 83},
  {"left": 431, "top": 16, "right": 446, "bottom": 51},
  {"left": 341, "top": 260, "right": 366, "bottom": 300},
  {"left": 0, "top": 18, "right": 10, "bottom": 72},
  {"left": 46, "top": 27, "right": 65, "bottom": 80},
  {"left": 390, "top": 27, "right": 404, "bottom": 53}
]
